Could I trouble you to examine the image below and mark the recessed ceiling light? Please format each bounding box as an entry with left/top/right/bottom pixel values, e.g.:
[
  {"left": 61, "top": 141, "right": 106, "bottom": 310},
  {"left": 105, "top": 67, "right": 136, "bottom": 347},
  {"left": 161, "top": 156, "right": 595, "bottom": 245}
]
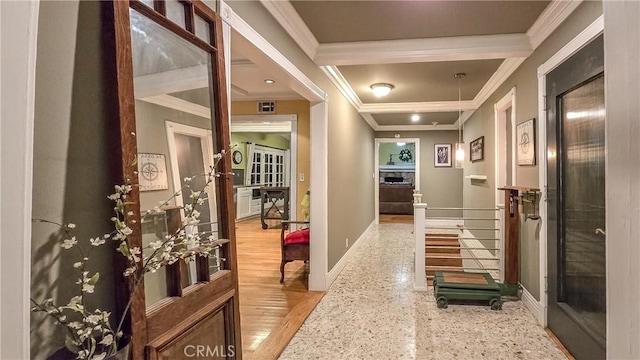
[
  {"left": 264, "top": 79, "right": 275, "bottom": 84},
  {"left": 411, "top": 114, "right": 420, "bottom": 122},
  {"left": 370, "top": 83, "right": 394, "bottom": 97}
]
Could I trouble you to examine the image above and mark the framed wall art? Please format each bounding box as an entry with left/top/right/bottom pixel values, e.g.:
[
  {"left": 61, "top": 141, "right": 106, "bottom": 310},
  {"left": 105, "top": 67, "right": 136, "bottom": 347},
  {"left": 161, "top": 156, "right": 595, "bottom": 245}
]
[
  {"left": 470, "top": 136, "right": 484, "bottom": 162},
  {"left": 517, "top": 118, "right": 536, "bottom": 165},
  {"left": 434, "top": 144, "right": 452, "bottom": 167},
  {"left": 137, "top": 153, "right": 169, "bottom": 191}
]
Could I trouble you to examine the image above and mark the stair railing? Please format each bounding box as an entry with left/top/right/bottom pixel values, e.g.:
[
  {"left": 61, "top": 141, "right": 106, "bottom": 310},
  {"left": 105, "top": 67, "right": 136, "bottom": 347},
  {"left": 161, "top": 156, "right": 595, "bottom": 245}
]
[{"left": 414, "top": 196, "right": 504, "bottom": 290}]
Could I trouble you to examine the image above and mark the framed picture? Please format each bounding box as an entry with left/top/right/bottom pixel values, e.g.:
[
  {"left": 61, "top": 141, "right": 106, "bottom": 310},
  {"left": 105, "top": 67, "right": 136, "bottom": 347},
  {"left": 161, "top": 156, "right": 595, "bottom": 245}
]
[
  {"left": 470, "top": 136, "right": 484, "bottom": 162},
  {"left": 434, "top": 144, "right": 452, "bottom": 167},
  {"left": 138, "top": 153, "right": 169, "bottom": 191},
  {"left": 517, "top": 118, "right": 536, "bottom": 165}
]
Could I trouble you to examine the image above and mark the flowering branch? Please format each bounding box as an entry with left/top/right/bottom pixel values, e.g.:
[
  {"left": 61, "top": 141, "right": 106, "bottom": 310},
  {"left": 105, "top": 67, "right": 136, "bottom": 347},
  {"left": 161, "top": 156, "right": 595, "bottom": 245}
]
[{"left": 31, "top": 148, "right": 234, "bottom": 359}]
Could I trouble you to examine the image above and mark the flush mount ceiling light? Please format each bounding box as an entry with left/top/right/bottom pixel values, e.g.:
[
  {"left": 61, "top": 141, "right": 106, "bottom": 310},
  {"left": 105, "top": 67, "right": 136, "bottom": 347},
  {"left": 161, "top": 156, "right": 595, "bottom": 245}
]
[
  {"left": 370, "top": 83, "right": 394, "bottom": 97},
  {"left": 411, "top": 114, "right": 420, "bottom": 122},
  {"left": 264, "top": 79, "right": 275, "bottom": 84}
]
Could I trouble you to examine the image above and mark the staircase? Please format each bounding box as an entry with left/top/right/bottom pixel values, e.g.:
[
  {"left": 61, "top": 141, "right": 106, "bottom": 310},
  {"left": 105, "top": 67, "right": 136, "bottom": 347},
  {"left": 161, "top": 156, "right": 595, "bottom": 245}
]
[{"left": 425, "top": 233, "right": 462, "bottom": 285}]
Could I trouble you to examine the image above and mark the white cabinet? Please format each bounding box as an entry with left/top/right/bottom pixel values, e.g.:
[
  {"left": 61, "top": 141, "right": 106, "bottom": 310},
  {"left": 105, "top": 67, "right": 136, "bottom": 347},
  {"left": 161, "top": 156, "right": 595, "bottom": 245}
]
[{"left": 236, "top": 187, "right": 252, "bottom": 219}]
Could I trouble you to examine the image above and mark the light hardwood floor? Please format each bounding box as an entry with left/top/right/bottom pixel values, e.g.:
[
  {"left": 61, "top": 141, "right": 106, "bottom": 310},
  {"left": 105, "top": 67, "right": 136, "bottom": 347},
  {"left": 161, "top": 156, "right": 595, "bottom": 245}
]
[
  {"left": 235, "top": 217, "right": 322, "bottom": 359},
  {"left": 379, "top": 214, "right": 414, "bottom": 224}
]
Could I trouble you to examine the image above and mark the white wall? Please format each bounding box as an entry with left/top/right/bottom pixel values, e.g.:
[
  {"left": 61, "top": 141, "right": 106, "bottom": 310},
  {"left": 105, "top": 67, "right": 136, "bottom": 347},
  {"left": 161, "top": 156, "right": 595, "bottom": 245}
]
[
  {"left": 0, "top": 1, "right": 39, "bottom": 358},
  {"left": 603, "top": 1, "right": 640, "bottom": 358}
]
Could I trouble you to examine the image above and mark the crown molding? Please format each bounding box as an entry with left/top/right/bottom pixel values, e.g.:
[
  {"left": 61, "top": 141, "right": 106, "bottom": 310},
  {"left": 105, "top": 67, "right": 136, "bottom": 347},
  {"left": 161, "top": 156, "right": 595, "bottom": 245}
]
[
  {"left": 232, "top": 92, "right": 304, "bottom": 101},
  {"left": 320, "top": 65, "right": 362, "bottom": 111},
  {"left": 259, "top": 0, "right": 319, "bottom": 60},
  {"left": 314, "top": 33, "right": 532, "bottom": 66},
  {"left": 472, "top": 57, "right": 527, "bottom": 109},
  {"left": 360, "top": 101, "right": 476, "bottom": 114},
  {"left": 360, "top": 113, "right": 379, "bottom": 130},
  {"left": 228, "top": 6, "right": 325, "bottom": 103},
  {"left": 527, "top": 0, "right": 584, "bottom": 49},
  {"left": 376, "top": 124, "right": 458, "bottom": 132},
  {"left": 141, "top": 94, "right": 211, "bottom": 119}
]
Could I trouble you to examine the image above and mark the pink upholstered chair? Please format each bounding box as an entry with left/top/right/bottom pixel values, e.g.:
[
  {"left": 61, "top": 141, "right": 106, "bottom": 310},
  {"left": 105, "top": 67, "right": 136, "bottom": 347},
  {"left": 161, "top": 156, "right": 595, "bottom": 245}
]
[{"left": 280, "top": 220, "right": 310, "bottom": 283}]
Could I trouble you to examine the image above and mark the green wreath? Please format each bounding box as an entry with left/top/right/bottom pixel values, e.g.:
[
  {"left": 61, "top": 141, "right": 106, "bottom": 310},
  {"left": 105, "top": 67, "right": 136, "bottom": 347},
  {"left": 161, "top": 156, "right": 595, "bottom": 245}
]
[{"left": 399, "top": 149, "right": 412, "bottom": 162}]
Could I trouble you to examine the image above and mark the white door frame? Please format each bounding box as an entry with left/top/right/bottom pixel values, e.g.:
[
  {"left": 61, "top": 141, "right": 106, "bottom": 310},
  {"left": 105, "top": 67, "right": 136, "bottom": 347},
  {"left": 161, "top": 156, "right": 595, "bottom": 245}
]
[
  {"left": 374, "top": 138, "right": 421, "bottom": 224},
  {"left": 537, "top": 15, "right": 604, "bottom": 327},
  {"left": 494, "top": 87, "right": 517, "bottom": 208},
  {"left": 221, "top": 2, "right": 329, "bottom": 291},
  {"left": 1, "top": 1, "right": 40, "bottom": 357}
]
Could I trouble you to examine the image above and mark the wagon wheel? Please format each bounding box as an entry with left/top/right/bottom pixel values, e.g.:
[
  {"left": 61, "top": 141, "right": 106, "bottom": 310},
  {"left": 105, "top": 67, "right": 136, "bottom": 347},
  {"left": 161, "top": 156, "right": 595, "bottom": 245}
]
[
  {"left": 436, "top": 296, "right": 448, "bottom": 309},
  {"left": 490, "top": 298, "right": 503, "bottom": 310}
]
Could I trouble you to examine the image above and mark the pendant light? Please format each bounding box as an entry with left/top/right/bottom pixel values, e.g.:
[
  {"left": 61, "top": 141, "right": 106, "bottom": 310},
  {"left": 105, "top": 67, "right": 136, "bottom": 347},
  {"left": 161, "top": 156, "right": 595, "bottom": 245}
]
[{"left": 454, "top": 73, "right": 466, "bottom": 169}]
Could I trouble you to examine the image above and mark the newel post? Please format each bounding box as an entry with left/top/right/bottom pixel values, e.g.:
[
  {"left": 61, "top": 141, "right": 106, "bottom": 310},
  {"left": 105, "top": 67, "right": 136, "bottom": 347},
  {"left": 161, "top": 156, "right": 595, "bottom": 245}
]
[{"left": 414, "top": 203, "right": 427, "bottom": 291}]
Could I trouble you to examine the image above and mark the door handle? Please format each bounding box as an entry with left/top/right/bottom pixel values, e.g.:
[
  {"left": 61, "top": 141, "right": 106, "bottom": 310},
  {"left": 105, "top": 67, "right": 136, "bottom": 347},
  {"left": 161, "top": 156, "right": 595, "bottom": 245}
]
[{"left": 595, "top": 228, "right": 606, "bottom": 235}]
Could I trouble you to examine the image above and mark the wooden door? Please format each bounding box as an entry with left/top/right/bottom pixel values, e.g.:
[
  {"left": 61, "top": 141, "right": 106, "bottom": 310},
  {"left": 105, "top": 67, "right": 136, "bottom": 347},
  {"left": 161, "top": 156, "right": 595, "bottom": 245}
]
[{"left": 105, "top": 1, "right": 241, "bottom": 358}]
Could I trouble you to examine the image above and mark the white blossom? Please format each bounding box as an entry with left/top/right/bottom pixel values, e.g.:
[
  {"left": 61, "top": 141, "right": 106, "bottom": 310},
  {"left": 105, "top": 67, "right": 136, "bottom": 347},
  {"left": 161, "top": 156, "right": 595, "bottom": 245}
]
[
  {"left": 61, "top": 237, "right": 77, "bottom": 249},
  {"left": 82, "top": 283, "right": 95, "bottom": 294},
  {"left": 90, "top": 237, "right": 106, "bottom": 247},
  {"left": 99, "top": 334, "right": 114, "bottom": 347},
  {"left": 66, "top": 223, "right": 76, "bottom": 229},
  {"left": 73, "top": 262, "right": 82, "bottom": 268}
]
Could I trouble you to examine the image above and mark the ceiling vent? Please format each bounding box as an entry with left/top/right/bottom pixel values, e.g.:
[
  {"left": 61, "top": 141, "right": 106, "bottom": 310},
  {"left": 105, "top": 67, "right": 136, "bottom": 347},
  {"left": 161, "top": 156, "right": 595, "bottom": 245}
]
[{"left": 257, "top": 100, "right": 276, "bottom": 113}]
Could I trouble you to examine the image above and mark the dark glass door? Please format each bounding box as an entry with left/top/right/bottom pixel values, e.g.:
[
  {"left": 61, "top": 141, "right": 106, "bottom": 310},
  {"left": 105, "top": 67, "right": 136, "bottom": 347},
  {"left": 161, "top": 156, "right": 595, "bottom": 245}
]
[{"left": 546, "top": 35, "right": 605, "bottom": 359}]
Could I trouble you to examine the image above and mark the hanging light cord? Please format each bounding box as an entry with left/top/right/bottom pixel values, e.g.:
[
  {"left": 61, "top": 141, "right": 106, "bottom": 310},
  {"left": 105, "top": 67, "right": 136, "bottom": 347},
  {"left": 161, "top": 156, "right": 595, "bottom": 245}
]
[{"left": 458, "top": 75, "right": 462, "bottom": 143}]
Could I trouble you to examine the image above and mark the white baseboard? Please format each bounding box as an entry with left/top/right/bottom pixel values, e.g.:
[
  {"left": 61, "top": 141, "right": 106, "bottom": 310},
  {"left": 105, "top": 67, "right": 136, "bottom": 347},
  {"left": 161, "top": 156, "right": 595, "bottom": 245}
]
[
  {"left": 325, "top": 220, "right": 375, "bottom": 288},
  {"left": 520, "top": 284, "right": 545, "bottom": 326}
]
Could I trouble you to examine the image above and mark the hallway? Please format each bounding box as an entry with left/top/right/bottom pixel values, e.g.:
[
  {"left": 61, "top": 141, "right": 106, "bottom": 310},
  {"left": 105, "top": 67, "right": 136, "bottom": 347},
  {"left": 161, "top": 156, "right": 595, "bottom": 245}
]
[{"left": 279, "top": 222, "right": 567, "bottom": 359}]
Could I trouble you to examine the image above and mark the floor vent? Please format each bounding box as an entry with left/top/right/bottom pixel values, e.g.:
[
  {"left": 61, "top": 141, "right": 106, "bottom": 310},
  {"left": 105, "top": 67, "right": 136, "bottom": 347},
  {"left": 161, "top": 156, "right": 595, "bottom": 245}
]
[{"left": 257, "top": 100, "right": 276, "bottom": 113}]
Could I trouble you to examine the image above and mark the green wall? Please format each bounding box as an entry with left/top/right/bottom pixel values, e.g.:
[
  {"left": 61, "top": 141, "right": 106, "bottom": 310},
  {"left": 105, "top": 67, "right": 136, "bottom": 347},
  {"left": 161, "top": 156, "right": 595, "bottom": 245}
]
[
  {"left": 379, "top": 142, "right": 416, "bottom": 165},
  {"left": 230, "top": 132, "right": 290, "bottom": 170}
]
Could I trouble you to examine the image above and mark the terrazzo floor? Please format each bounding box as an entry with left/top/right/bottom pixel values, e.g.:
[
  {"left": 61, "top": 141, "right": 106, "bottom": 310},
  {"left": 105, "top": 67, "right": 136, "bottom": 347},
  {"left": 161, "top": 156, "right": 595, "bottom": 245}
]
[{"left": 279, "top": 222, "right": 567, "bottom": 360}]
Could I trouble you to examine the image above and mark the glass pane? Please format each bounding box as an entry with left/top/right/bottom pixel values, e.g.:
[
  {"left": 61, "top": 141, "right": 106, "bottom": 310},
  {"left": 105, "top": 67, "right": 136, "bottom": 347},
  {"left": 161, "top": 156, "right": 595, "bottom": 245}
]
[
  {"left": 129, "top": 8, "right": 221, "bottom": 302},
  {"left": 560, "top": 75, "right": 606, "bottom": 340},
  {"left": 165, "top": 0, "right": 186, "bottom": 29},
  {"left": 139, "top": 0, "right": 155, "bottom": 9},
  {"left": 195, "top": 15, "right": 211, "bottom": 43},
  {"left": 140, "top": 210, "right": 168, "bottom": 307}
]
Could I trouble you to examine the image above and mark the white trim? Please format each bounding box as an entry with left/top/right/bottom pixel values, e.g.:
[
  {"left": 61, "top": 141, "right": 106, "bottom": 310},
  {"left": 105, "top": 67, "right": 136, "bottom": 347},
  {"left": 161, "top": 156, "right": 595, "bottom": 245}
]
[
  {"left": 319, "top": 66, "right": 362, "bottom": 111},
  {"left": 360, "top": 100, "right": 476, "bottom": 114},
  {"left": 259, "top": 0, "right": 318, "bottom": 60},
  {"left": 494, "top": 87, "right": 517, "bottom": 208},
  {"left": 520, "top": 284, "right": 545, "bottom": 326},
  {"left": 225, "top": 2, "right": 324, "bottom": 103},
  {"left": 289, "top": 120, "right": 297, "bottom": 221},
  {"left": 309, "top": 101, "right": 329, "bottom": 291},
  {"left": 1, "top": 1, "right": 39, "bottom": 357},
  {"left": 374, "top": 138, "right": 421, "bottom": 224},
  {"left": 538, "top": 15, "right": 605, "bottom": 76},
  {"left": 325, "top": 220, "right": 375, "bottom": 289},
  {"left": 221, "top": 1, "right": 329, "bottom": 290},
  {"left": 527, "top": 0, "right": 584, "bottom": 49},
  {"left": 536, "top": 15, "right": 604, "bottom": 328},
  {"left": 413, "top": 204, "right": 427, "bottom": 291},
  {"left": 360, "top": 113, "right": 379, "bottom": 130},
  {"left": 142, "top": 94, "right": 211, "bottom": 119},
  {"left": 472, "top": 58, "right": 526, "bottom": 112},
  {"left": 314, "top": 34, "right": 532, "bottom": 66},
  {"left": 376, "top": 124, "right": 458, "bottom": 132}
]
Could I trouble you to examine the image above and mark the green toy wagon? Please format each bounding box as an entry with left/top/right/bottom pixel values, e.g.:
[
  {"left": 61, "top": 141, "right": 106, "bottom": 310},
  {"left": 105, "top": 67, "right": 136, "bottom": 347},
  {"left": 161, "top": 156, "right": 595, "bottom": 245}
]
[{"left": 433, "top": 271, "right": 504, "bottom": 310}]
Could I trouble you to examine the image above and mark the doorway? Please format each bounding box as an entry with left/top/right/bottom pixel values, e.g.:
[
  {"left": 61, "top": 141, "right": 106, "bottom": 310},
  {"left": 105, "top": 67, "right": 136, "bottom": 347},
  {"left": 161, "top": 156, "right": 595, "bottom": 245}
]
[
  {"left": 546, "top": 34, "right": 605, "bottom": 359},
  {"left": 374, "top": 138, "right": 421, "bottom": 223}
]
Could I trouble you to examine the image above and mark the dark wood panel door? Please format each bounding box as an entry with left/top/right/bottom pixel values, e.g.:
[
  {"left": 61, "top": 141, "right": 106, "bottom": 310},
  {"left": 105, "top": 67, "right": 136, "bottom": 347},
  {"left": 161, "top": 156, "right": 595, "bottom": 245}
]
[{"left": 106, "top": 1, "right": 241, "bottom": 358}]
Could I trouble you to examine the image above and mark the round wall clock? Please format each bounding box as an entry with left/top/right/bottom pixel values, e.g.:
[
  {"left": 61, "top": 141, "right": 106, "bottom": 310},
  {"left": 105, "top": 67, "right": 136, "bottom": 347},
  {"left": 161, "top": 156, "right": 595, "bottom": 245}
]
[{"left": 232, "top": 150, "right": 243, "bottom": 164}]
